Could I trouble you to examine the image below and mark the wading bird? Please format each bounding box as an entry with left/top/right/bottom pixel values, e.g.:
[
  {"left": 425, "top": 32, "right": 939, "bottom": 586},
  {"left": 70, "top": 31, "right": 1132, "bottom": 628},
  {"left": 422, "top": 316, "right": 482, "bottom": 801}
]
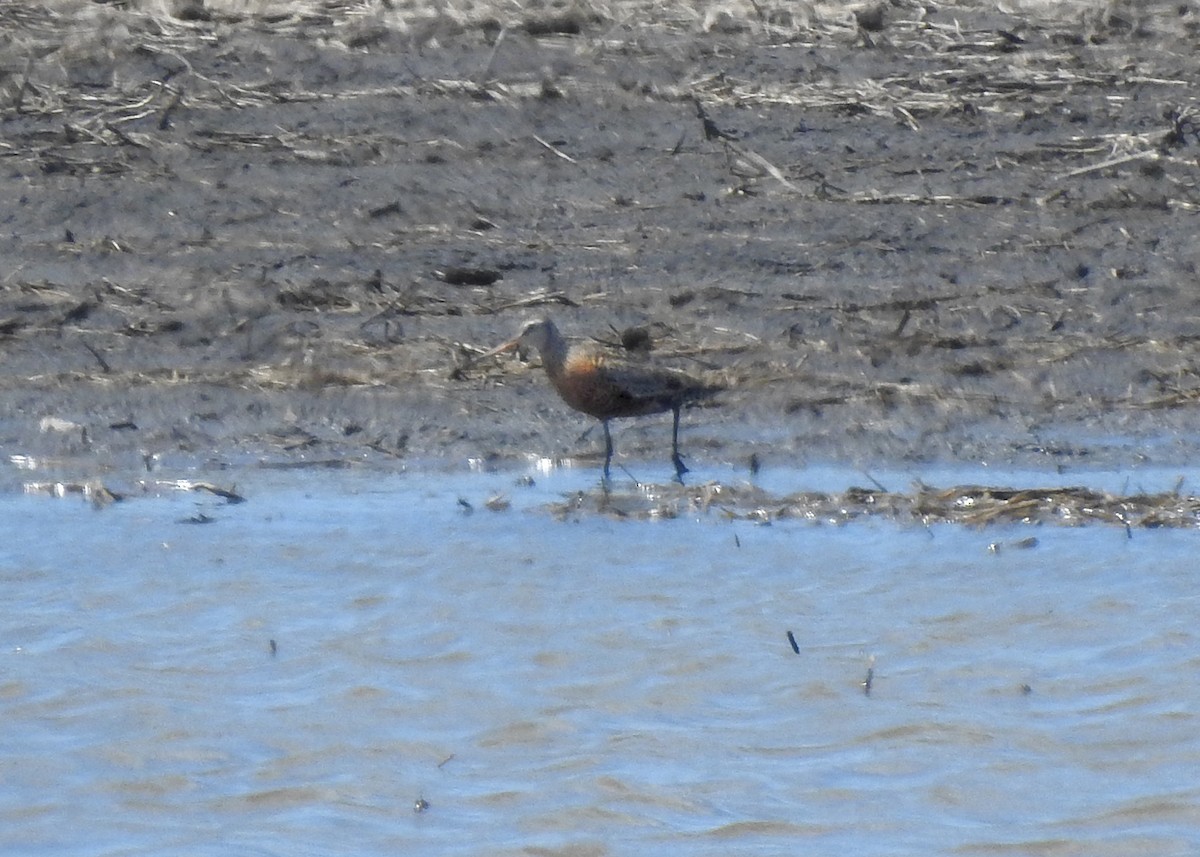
[{"left": 480, "top": 318, "right": 720, "bottom": 482}]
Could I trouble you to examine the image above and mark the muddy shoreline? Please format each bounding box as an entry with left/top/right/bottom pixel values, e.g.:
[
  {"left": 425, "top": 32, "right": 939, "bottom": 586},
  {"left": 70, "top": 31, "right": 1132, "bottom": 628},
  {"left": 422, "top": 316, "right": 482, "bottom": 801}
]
[{"left": 2, "top": 1, "right": 1199, "bottom": 486}]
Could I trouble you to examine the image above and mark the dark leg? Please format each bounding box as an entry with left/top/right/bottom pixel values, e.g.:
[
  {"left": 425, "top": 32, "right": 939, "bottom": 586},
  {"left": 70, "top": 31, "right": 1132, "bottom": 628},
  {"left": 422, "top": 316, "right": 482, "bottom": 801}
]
[
  {"left": 671, "top": 405, "right": 689, "bottom": 483},
  {"left": 602, "top": 420, "right": 613, "bottom": 481}
]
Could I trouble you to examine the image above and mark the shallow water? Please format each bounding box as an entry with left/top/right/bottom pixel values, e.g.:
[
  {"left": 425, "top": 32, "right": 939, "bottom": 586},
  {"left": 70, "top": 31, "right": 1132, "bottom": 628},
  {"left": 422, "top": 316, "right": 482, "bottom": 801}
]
[{"left": 2, "top": 464, "right": 1198, "bottom": 856}]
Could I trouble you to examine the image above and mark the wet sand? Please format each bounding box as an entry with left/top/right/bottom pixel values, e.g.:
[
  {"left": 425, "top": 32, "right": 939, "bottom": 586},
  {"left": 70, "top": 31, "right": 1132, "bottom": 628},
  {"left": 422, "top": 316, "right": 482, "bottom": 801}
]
[{"left": 3, "top": 0, "right": 1200, "bottom": 479}]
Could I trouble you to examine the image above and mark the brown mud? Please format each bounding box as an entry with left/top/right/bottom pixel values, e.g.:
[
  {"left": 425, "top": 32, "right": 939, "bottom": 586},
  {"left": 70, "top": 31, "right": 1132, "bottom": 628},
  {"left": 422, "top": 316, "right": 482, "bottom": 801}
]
[{"left": 2, "top": 0, "right": 1200, "bottom": 497}]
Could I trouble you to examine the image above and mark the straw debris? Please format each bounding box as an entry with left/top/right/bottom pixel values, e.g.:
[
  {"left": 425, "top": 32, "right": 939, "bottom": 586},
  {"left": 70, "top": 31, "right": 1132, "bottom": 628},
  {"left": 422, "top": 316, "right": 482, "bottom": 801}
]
[{"left": 545, "top": 480, "right": 1200, "bottom": 528}]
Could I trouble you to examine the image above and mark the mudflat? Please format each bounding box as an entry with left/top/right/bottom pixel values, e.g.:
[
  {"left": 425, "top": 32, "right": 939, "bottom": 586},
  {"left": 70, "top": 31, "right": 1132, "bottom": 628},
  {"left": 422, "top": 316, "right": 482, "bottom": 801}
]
[{"left": 3, "top": 0, "right": 1199, "bottom": 480}]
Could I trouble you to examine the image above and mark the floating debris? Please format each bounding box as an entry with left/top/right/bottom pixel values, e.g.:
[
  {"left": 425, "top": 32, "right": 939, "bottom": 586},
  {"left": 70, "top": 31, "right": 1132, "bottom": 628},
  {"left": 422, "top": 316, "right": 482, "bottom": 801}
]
[
  {"left": 542, "top": 480, "right": 1200, "bottom": 528},
  {"left": 862, "top": 656, "right": 876, "bottom": 697},
  {"left": 158, "top": 480, "right": 246, "bottom": 504},
  {"left": 23, "top": 480, "right": 123, "bottom": 508},
  {"left": 484, "top": 493, "right": 510, "bottom": 512},
  {"left": 38, "top": 416, "right": 83, "bottom": 434}
]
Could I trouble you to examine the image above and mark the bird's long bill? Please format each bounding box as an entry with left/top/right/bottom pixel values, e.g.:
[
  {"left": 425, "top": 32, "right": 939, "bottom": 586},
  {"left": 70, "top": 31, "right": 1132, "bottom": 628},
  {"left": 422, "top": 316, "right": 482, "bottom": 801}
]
[{"left": 475, "top": 336, "right": 522, "bottom": 363}]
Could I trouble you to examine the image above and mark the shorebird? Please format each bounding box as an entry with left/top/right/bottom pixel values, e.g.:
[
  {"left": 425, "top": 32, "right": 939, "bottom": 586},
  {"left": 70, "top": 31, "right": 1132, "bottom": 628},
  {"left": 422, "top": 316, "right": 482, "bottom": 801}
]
[{"left": 480, "top": 318, "right": 720, "bottom": 482}]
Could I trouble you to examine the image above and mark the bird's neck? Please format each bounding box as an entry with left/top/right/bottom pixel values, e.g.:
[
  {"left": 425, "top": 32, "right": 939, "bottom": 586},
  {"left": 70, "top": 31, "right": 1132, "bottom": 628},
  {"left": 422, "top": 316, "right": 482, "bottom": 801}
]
[{"left": 536, "top": 330, "right": 571, "bottom": 376}]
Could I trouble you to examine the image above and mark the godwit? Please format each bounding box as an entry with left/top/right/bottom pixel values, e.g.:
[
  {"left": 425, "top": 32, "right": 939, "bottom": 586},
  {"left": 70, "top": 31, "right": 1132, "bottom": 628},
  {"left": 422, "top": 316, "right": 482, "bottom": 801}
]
[{"left": 481, "top": 318, "right": 720, "bottom": 482}]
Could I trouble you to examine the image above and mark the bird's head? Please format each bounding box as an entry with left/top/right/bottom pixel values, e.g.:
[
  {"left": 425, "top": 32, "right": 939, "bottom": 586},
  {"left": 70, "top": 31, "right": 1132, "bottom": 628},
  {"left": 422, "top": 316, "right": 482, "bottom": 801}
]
[
  {"left": 512, "top": 318, "right": 556, "bottom": 357},
  {"left": 480, "top": 317, "right": 558, "bottom": 362}
]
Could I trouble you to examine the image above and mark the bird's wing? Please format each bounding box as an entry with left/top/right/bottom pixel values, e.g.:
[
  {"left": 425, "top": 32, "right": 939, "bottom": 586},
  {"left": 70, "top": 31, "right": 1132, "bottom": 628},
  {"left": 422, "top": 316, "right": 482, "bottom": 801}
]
[{"left": 598, "top": 360, "right": 696, "bottom": 402}]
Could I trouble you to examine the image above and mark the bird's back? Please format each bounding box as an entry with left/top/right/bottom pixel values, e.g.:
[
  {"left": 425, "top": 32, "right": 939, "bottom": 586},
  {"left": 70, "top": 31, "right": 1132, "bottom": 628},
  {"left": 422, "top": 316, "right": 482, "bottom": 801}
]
[{"left": 550, "top": 348, "right": 720, "bottom": 420}]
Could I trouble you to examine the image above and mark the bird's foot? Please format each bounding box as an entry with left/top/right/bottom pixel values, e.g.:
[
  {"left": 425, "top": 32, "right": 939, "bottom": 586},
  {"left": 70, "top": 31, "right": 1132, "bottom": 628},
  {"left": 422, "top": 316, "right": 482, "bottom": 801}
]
[{"left": 672, "top": 454, "right": 689, "bottom": 484}]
